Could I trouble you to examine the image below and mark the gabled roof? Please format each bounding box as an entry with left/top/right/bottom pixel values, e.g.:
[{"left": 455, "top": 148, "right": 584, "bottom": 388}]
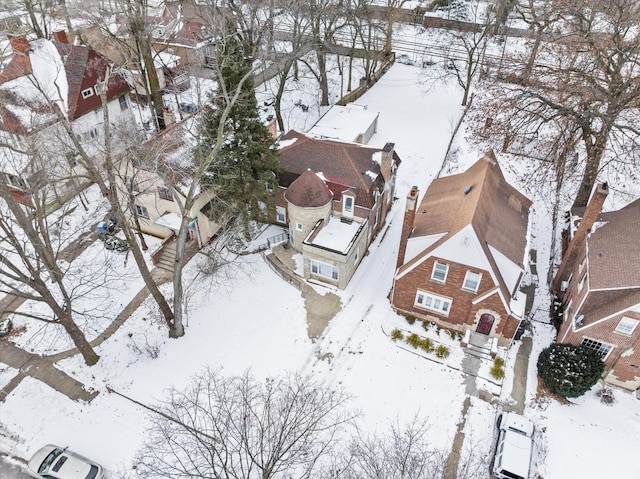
[
  {"left": 0, "top": 37, "right": 129, "bottom": 132},
  {"left": 397, "top": 152, "right": 531, "bottom": 310},
  {"left": 278, "top": 130, "right": 400, "bottom": 209},
  {"left": 587, "top": 198, "right": 640, "bottom": 290},
  {"left": 409, "top": 152, "right": 531, "bottom": 265},
  {"left": 285, "top": 169, "right": 333, "bottom": 207}
]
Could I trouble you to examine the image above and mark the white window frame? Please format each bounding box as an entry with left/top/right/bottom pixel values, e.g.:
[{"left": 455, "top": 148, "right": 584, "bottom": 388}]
[
  {"left": 462, "top": 271, "right": 481, "bottom": 292},
  {"left": 343, "top": 194, "right": 354, "bottom": 217},
  {"left": 81, "top": 88, "right": 94, "bottom": 99},
  {"left": 276, "top": 206, "right": 286, "bottom": 224},
  {"left": 579, "top": 256, "right": 587, "bottom": 274},
  {"left": 431, "top": 262, "right": 448, "bottom": 283},
  {"left": 578, "top": 274, "right": 587, "bottom": 292},
  {"left": 581, "top": 337, "right": 613, "bottom": 359},
  {"left": 119, "top": 95, "right": 128, "bottom": 111},
  {"left": 135, "top": 204, "right": 149, "bottom": 219},
  {"left": 615, "top": 317, "right": 639, "bottom": 335},
  {"left": 565, "top": 300, "right": 573, "bottom": 322},
  {"left": 310, "top": 260, "right": 338, "bottom": 281},
  {"left": 414, "top": 290, "right": 451, "bottom": 315},
  {"left": 295, "top": 222, "right": 303, "bottom": 232}
]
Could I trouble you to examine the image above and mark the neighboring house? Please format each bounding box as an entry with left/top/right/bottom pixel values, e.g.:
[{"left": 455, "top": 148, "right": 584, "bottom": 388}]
[
  {"left": 275, "top": 130, "right": 400, "bottom": 289},
  {"left": 308, "top": 103, "right": 379, "bottom": 144},
  {"left": 391, "top": 152, "right": 532, "bottom": 345},
  {"left": 553, "top": 183, "right": 640, "bottom": 392},
  {"left": 115, "top": 119, "right": 220, "bottom": 264},
  {"left": 151, "top": 19, "right": 217, "bottom": 69},
  {"left": 0, "top": 32, "right": 136, "bottom": 206}
]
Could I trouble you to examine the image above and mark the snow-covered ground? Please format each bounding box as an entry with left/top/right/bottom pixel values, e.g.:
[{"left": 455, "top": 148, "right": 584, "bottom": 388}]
[{"left": 2, "top": 34, "right": 640, "bottom": 479}]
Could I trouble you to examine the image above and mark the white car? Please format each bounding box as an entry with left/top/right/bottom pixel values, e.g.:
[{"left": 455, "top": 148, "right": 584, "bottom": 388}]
[
  {"left": 493, "top": 412, "right": 534, "bottom": 479},
  {"left": 27, "top": 445, "right": 105, "bottom": 479}
]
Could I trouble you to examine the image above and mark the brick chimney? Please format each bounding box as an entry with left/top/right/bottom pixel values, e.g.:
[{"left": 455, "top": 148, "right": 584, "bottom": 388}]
[
  {"left": 380, "top": 142, "right": 395, "bottom": 182},
  {"left": 52, "top": 31, "right": 69, "bottom": 44},
  {"left": 396, "top": 186, "right": 419, "bottom": 269},
  {"left": 8, "top": 35, "right": 30, "bottom": 54},
  {"left": 553, "top": 182, "right": 609, "bottom": 293}
]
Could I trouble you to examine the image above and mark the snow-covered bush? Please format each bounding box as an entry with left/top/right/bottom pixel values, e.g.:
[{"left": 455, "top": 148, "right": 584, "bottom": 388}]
[{"left": 537, "top": 344, "right": 605, "bottom": 398}]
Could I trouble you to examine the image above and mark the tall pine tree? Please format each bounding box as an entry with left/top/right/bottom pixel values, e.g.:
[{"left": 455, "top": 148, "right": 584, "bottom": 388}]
[{"left": 198, "top": 26, "right": 280, "bottom": 232}]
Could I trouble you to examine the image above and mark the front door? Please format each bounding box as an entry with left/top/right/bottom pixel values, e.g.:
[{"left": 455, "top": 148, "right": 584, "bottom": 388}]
[{"left": 476, "top": 313, "right": 495, "bottom": 335}]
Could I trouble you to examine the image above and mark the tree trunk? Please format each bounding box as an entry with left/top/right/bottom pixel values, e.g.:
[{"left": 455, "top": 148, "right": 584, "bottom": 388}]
[
  {"left": 316, "top": 47, "right": 330, "bottom": 106},
  {"left": 523, "top": 29, "right": 542, "bottom": 83},
  {"left": 274, "top": 59, "right": 294, "bottom": 131},
  {"left": 573, "top": 129, "right": 609, "bottom": 208},
  {"left": 171, "top": 215, "right": 190, "bottom": 339},
  {"left": 58, "top": 308, "right": 100, "bottom": 365}
]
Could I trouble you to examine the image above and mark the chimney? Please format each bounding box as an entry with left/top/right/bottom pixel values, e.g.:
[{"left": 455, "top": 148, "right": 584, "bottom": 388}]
[
  {"left": 266, "top": 114, "right": 278, "bottom": 140},
  {"left": 396, "top": 186, "right": 419, "bottom": 269},
  {"left": 52, "top": 31, "right": 69, "bottom": 44},
  {"left": 552, "top": 182, "right": 609, "bottom": 293},
  {"left": 380, "top": 142, "right": 394, "bottom": 182},
  {"left": 8, "top": 35, "right": 30, "bottom": 54}
]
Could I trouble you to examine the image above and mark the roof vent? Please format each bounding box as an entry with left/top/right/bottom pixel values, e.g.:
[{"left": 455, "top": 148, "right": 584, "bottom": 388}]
[{"left": 463, "top": 185, "right": 472, "bottom": 195}]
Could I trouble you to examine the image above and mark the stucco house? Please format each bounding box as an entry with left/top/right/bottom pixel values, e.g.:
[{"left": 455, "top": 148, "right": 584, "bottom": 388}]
[
  {"left": 553, "top": 183, "right": 640, "bottom": 392},
  {"left": 0, "top": 32, "right": 136, "bottom": 207},
  {"left": 391, "top": 152, "right": 532, "bottom": 345},
  {"left": 275, "top": 130, "right": 400, "bottom": 289}
]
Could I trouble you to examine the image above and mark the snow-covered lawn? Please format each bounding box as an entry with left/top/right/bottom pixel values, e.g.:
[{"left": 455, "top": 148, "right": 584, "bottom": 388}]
[{"left": 2, "top": 38, "right": 639, "bottom": 479}]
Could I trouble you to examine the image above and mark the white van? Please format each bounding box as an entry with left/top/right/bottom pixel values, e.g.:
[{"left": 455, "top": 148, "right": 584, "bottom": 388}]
[{"left": 493, "top": 412, "right": 534, "bottom": 479}]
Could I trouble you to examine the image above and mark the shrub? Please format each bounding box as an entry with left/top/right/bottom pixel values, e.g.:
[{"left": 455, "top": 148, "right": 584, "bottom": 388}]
[
  {"left": 391, "top": 329, "right": 404, "bottom": 342},
  {"left": 405, "top": 315, "right": 416, "bottom": 325},
  {"left": 597, "top": 386, "right": 615, "bottom": 405},
  {"left": 406, "top": 333, "right": 422, "bottom": 349},
  {"left": 422, "top": 321, "right": 431, "bottom": 332},
  {"left": 490, "top": 361, "right": 505, "bottom": 380},
  {"left": 419, "top": 337, "right": 434, "bottom": 353},
  {"left": 537, "top": 344, "right": 605, "bottom": 398},
  {"left": 494, "top": 357, "right": 505, "bottom": 368},
  {"left": 435, "top": 345, "right": 450, "bottom": 359},
  {"left": 436, "top": 326, "right": 441, "bottom": 336}
]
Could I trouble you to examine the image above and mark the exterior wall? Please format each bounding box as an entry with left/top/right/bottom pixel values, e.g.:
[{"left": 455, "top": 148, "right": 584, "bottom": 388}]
[
  {"left": 286, "top": 200, "right": 332, "bottom": 251},
  {"left": 302, "top": 220, "right": 369, "bottom": 289},
  {"left": 561, "top": 310, "right": 640, "bottom": 391},
  {"left": 391, "top": 255, "right": 514, "bottom": 342}
]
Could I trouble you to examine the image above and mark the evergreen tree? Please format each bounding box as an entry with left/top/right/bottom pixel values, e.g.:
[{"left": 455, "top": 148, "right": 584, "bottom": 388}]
[
  {"left": 198, "top": 26, "right": 280, "bottom": 231},
  {"left": 537, "top": 343, "right": 605, "bottom": 398}
]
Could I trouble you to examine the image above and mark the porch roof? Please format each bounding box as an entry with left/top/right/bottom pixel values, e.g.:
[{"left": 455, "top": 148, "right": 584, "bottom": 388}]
[{"left": 304, "top": 216, "right": 365, "bottom": 255}]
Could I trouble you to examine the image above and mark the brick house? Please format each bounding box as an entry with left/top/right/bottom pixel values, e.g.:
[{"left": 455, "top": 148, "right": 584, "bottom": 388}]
[
  {"left": 0, "top": 32, "right": 136, "bottom": 207},
  {"left": 275, "top": 130, "right": 400, "bottom": 289},
  {"left": 553, "top": 183, "right": 640, "bottom": 392},
  {"left": 391, "top": 152, "right": 532, "bottom": 345}
]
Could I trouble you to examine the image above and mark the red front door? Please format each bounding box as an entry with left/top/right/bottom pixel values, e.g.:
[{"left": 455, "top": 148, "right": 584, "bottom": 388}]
[{"left": 476, "top": 313, "right": 495, "bottom": 335}]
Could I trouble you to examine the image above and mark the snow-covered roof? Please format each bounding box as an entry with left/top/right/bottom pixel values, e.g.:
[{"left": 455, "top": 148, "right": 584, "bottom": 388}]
[
  {"left": 308, "top": 103, "right": 379, "bottom": 144},
  {"left": 304, "top": 216, "right": 364, "bottom": 254}
]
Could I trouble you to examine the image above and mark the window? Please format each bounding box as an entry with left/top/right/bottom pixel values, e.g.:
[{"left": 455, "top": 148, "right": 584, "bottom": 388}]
[
  {"left": 158, "top": 186, "right": 174, "bottom": 201},
  {"left": 565, "top": 300, "right": 573, "bottom": 322},
  {"left": 81, "top": 88, "right": 94, "bottom": 99},
  {"left": 581, "top": 338, "right": 613, "bottom": 359},
  {"left": 462, "top": 271, "right": 481, "bottom": 292},
  {"left": 311, "top": 260, "right": 338, "bottom": 280},
  {"left": 135, "top": 204, "right": 149, "bottom": 219},
  {"left": 119, "top": 95, "right": 129, "bottom": 111},
  {"left": 343, "top": 195, "right": 354, "bottom": 217},
  {"left": 615, "top": 317, "right": 639, "bottom": 335},
  {"left": 578, "top": 274, "right": 587, "bottom": 292},
  {"left": 579, "top": 256, "right": 587, "bottom": 274},
  {"left": 276, "top": 206, "right": 286, "bottom": 223},
  {"left": 5, "top": 173, "right": 27, "bottom": 190},
  {"left": 414, "top": 290, "right": 451, "bottom": 315},
  {"left": 431, "top": 262, "right": 448, "bottom": 282},
  {"left": 296, "top": 223, "right": 303, "bottom": 232}
]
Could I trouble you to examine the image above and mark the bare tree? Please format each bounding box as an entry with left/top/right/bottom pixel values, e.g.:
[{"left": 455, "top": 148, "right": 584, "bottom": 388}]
[
  {"left": 134, "top": 368, "right": 355, "bottom": 479},
  {"left": 474, "top": 0, "right": 640, "bottom": 208}
]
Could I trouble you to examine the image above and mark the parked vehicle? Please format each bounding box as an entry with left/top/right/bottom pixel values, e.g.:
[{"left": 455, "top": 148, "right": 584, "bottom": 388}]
[
  {"left": 27, "top": 445, "right": 105, "bottom": 479},
  {"left": 493, "top": 412, "right": 534, "bottom": 479}
]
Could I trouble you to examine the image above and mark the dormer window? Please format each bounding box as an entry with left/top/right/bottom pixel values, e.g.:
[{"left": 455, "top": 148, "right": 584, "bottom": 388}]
[
  {"left": 81, "top": 88, "right": 94, "bottom": 99},
  {"left": 343, "top": 194, "right": 354, "bottom": 217}
]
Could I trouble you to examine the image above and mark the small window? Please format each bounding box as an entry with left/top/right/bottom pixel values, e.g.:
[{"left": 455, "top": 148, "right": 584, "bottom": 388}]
[
  {"left": 462, "top": 271, "right": 481, "bottom": 292},
  {"left": 615, "top": 317, "right": 639, "bottom": 335},
  {"left": 431, "top": 262, "right": 448, "bottom": 283},
  {"left": 135, "top": 204, "right": 149, "bottom": 219},
  {"left": 343, "top": 195, "right": 354, "bottom": 217},
  {"left": 81, "top": 88, "right": 94, "bottom": 99},
  {"left": 158, "top": 186, "right": 174, "bottom": 201},
  {"left": 578, "top": 274, "right": 587, "bottom": 292},
  {"left": 119, "top": 95, "right": 129, "bottom": 111},
  {"left": 295, "top": 223, "right": 303, "bottom": 232},
  {"left": 581, "top": 338, "right": 613, "bottom": 359},
  {"left": 276, "top": 206, "right": 286, "bottom": 223}
]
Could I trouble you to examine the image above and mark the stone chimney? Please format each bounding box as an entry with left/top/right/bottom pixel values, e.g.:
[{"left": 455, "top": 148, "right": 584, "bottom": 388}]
[
  {"left": 553, "top": 182, "right": 609, "bottom": 293},
  {"left": 380, "top": 142, "right": 395, "bottom": 182},
  {"left": 396, "top": 186, "right": 419, "bottom": 269},
  {"left": 8, "top": 35, "right": 30, "bottom": 54},
  {"left": 52, "top": 31, "right": 68, "bottom": 44}
]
